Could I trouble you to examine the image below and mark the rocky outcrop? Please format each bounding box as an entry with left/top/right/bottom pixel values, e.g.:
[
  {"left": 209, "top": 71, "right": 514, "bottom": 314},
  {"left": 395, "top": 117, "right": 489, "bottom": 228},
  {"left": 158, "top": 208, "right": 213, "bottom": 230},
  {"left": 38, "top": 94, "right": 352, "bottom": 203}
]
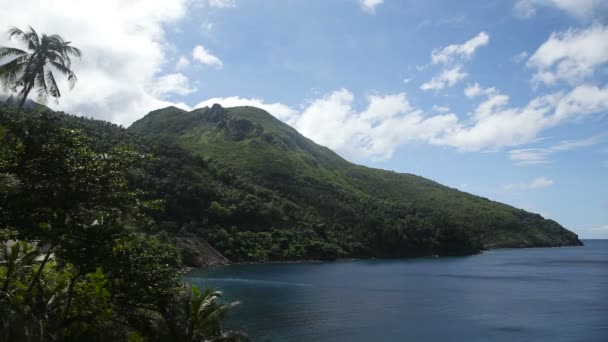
[{"left": 175, "top": 235, "right": 230, "bottom": 267}]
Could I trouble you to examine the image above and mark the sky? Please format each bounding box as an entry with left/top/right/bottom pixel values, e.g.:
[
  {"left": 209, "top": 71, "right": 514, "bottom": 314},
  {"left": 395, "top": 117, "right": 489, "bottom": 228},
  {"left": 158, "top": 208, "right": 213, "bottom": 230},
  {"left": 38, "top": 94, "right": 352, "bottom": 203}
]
[{"left": 0, "top": 0, "right": 607, "bottom": 238}]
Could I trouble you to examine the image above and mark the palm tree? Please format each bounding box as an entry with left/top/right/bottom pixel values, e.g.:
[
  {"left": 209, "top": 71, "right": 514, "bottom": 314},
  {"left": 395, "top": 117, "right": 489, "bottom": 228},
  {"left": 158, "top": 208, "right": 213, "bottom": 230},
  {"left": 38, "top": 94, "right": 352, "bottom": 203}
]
[
  {"left": 179, "top": 286, "right": 249, "bottom": 342},
  {"left": 161, "top": 285, "right": 249, "bottom": 341},
  {"left": 0, "top": 26, "right": 81, "bottom": 109}
]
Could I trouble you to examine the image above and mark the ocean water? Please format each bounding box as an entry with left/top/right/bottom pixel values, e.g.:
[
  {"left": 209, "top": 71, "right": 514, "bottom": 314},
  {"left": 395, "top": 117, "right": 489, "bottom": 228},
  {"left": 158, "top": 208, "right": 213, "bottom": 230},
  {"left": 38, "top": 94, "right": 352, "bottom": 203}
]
[{"left": 185, "top": 240, "right": 608, "bottom": 341}]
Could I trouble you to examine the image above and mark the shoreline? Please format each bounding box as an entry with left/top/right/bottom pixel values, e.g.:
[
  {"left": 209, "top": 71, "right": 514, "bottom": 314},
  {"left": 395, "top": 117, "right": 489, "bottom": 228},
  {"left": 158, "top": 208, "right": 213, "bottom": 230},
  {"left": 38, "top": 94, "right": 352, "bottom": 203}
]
[{"left": 181, "top": 241, "right": 587, "bottom": 273}]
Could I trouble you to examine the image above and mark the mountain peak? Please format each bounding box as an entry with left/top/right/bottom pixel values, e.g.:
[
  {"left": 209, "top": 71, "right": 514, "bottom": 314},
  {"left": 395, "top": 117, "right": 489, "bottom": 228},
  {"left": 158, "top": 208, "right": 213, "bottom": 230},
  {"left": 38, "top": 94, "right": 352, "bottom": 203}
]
[{"left": 128, "top": 105, "right": 581, "bottom": 253}]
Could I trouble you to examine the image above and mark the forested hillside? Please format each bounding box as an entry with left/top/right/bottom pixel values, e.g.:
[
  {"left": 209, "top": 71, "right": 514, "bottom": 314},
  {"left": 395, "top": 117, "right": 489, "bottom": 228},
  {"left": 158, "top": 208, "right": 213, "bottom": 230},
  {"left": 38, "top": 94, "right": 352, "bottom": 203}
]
[
  {"left": 3, "top": 105, "right": 582, "bottom": 268},
  {"left": 0, "top": 106, "right": 247, "bottom": 341},
  {"left": 128, "top": 104, "right": 581, "bottom": 260}
]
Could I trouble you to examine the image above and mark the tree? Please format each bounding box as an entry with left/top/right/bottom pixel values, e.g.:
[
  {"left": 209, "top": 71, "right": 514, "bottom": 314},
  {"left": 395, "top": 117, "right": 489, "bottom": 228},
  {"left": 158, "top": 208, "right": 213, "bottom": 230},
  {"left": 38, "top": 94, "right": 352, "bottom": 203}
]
[
  {"left": 0, "top": 26, "right": 80, "bottom": 109},
  {"left": 163, "top": 286, "right": 248, "bottom": 342}
]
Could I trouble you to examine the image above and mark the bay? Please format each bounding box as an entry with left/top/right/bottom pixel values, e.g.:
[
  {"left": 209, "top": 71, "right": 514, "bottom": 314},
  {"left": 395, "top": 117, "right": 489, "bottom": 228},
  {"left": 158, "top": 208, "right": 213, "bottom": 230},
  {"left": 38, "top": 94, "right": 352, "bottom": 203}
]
[{"left": 185, "top": 240, "right": 608, "bottom": 341}]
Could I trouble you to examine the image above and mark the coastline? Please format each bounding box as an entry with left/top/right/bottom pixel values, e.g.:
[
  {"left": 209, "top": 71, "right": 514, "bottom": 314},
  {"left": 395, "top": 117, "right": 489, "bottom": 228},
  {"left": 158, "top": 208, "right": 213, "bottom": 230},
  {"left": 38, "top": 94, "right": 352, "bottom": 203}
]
[{"left": 181, "top": 241, "right": 586, "bottom": 273}]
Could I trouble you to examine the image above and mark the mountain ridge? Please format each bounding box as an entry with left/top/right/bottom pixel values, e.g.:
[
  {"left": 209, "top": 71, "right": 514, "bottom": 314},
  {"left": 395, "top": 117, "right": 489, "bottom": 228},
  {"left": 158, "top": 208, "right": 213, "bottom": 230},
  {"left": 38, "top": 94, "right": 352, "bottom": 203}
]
[{"left": 128, "top": 104, "right": 582, "bottom": 258}]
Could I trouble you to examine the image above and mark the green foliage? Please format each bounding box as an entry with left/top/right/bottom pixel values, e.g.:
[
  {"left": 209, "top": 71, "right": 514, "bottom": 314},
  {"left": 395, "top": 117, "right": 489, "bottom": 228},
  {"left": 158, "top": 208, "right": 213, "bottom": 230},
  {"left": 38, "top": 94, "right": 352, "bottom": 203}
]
[
  {"left": 6, "top": 104, "right": 579, "bottom": 265},
  {"left": 162, "top": 286, "right": 248, "bottom": 342},
  {"left": 128, "top": 104, "right": 581, "bottom": 260},
  {"left": 0, "top": 107, "right": 245, "bottom": 341}
]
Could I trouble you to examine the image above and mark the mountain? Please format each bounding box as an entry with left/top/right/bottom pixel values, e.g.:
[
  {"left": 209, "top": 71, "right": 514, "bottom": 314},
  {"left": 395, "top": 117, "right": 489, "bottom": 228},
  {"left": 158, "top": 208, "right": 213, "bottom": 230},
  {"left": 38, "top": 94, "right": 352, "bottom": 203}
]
[
  {"left": 129, "top": 104, "right": 582, "bottom": 259},
  {"left": 0, "top": 94, "right": 50, "bottom": 111}
]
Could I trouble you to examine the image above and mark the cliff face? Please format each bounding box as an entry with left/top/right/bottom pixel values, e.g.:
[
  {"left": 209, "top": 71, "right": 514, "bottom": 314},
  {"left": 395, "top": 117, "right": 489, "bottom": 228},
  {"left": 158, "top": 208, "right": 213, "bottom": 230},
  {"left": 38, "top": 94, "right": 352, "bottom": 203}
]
[{"left": 175, "top": 235, "right": 230, "bottom": 267}]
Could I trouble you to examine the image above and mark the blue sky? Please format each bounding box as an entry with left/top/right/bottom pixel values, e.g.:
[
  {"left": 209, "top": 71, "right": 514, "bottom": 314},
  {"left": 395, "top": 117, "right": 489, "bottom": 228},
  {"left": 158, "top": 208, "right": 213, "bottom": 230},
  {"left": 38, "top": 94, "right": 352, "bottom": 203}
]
[{"left": 1, "top": 0, "right": 607, "bottom": 238}]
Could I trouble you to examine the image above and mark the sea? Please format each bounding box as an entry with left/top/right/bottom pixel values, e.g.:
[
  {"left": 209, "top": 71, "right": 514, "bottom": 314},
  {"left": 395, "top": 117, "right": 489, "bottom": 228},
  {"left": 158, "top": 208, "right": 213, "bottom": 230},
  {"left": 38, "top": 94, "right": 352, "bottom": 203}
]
[{"left": 185, "top": 240, "right": 608, "bottom": 341}]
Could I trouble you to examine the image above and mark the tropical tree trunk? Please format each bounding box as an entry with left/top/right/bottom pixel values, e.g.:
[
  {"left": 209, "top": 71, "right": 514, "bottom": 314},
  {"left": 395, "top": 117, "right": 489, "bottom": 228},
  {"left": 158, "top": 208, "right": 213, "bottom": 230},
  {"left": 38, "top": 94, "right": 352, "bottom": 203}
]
[
  {"left": 24, "top": 242, "right": 55, "bottom": 297},
  {"left": 17, "top": 83, "right": 34, "bottom": 110},
  {"left": 63, "top": 272, "right": 79, "bottom": 320}
]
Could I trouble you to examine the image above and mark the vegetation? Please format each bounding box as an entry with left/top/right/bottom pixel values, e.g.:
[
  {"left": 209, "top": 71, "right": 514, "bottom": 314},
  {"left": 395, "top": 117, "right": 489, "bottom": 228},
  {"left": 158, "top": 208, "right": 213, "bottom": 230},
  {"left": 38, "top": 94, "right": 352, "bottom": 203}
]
[
  {"left": 0, "top": 26, "right": 80, "bottom": 109},
  {"left": 0, "top": 107, "right": 247, "bottom": 341},
  {"left": 0, "top": 98, "right": 582, "bottom": 339},
  {"left": 129, "top": 104, "right": 582, "bottom": 260}
]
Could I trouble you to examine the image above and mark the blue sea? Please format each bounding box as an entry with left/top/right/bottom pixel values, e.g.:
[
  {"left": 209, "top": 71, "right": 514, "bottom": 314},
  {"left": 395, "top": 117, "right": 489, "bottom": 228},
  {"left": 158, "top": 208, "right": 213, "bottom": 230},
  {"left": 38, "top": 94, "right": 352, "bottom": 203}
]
[{"left": 185, "top": 240, "right": 608, "bottom": 341}]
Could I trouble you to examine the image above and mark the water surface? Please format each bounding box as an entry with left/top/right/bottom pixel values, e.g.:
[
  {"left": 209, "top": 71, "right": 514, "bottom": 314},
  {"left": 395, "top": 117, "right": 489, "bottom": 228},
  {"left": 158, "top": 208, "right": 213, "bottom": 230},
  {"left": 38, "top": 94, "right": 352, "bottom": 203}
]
[{"left": 185, "top": 240, "right": 608, "bottom": 341}]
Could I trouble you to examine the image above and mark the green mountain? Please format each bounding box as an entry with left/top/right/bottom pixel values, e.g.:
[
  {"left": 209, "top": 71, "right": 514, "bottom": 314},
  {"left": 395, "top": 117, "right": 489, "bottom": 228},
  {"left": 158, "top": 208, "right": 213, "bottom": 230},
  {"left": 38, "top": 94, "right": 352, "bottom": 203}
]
[{"left": 128, "top": 104, "right": 582, "bottom": 259}]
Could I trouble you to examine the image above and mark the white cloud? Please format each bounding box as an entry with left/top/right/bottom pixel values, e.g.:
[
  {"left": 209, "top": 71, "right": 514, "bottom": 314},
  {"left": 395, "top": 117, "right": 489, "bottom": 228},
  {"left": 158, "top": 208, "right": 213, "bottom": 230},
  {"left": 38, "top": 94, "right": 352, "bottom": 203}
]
[
  {"left": 175, "top": 55, "right": 190, "bottom": 70},
  {"left": 431, "top": 32, "right": 490, "bottom": 65},
  {"left": 509, "top": 135, "right": 602, "bottom": 165},
  {"left": 292, "top": 90, "right": 457, "bottom": 160},
  {"left": 0, "top": 0, "right": 197, "bottom": 126},
  {"left": 527, "top": 24, "right": 608, "bottom": 86},
  {"left": 150, "top": 73, "right": 196, "bottom": 97},
  {"left": 194, "top": 96, "right": 299, "bottom": 124},
  {"left": 191, "top": 81, "right": 608, "bottom": 160},
  {"left": 402, "top": 78, "right": 412, "bottom": 84},
  {"left": 359, "top": 0, "right": 384, "bottom": 14},
  {"left": 192, "top": 45, "right": 223, "bottom": 68},
  {"left": 421, "top": 32, "right": 489, "bottom": 93},
  {"left": 553, "top": 84, "right": 608, "bottom": 122},
  {"left": 421, "top": 66, "right": 467, "bottom": 91},
  {"left": 435, "top": 82, "right": 608, "bottom": 152},
  {"left": 432, "top": 105, "right": 450, "bottom": 113},
  {"left": 464, "top": 83, "right": 497, "bottom": 98},
  {"left": 464, "top": 83, "right": 483, "bottom": 98},
  {"left": 514, "top": 0, "right": 608, "bottom": 19},
  {"left": 511, "top": 51, "right": 529, "bottom": 63},
  {"left": 528, "top": 177, "right": 554, "bottom": 188},
  {"left": 503, "top": 177, "right": 555, "bottom": 192},
  {"left": 208, "top": 0, "right": 236, "bottom": 8},
  {"left": 195, "top": 90, "right": 457, "bottom": 160},
  {"left": 514, "top": 0, "right": 538, "bottom": 18}
]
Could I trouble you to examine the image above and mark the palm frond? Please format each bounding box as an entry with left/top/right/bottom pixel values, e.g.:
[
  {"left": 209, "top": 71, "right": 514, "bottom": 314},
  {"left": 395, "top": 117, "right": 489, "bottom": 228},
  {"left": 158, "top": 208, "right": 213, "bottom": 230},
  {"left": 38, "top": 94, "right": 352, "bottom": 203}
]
[
  {"left": 34, "top": 69, "right": 48, "bottom": 104},
  {"left": 0, "top": 47, "right": 27, "bottom": 59},
  {"left": 0, "top": 56, "right": 26, "bottom": 90},
  {"left": 8, "top": 26, "right": 40, "bottom": 51},
  {"left": 62, "top": 45, "right": 82, "bottom": 59},
  {"left": 45, "top": 69, "right": 60, "bottom": 99},
  {"left": 7, "top": 27, "right": 26, "bottom": 43},
  {"left": 51, "top": 61, "right": 77, "bottom": 89},
  {"left": 26, "top": 26, "right": 40, "bottom": 49}
]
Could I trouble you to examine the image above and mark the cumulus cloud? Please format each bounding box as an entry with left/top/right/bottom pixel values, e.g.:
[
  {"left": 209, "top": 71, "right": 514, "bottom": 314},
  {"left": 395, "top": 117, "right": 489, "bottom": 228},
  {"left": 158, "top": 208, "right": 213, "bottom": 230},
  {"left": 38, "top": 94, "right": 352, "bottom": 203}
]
[
  {"left": 553, "top": 84, "right": 608, "bottom": 122},
  {"left": 420, "top": 66, "right": 467, "bottom": 91},
  {"left": 207, "top": 0, "right": 236, "bottom": 8},
  {"left": 150, "top": 73, "right": 197, "bottom": 97},
  {"left": 437, "top": 83, "right": 608, "bottom": 151},
  {"left": 527, "top": 24, "right": 608, "bottom": 86},
  {"left": 464, "top": 83, "right": 497, "bottom": 98},
  {"left": 192, "top": 82, "right": 608, "bottom": 160},
  {"left": 192, "top": 45, "right": 223, "bottom": 68},
  {"left": 421, "top": 32, "right": 489, "bottom": 92},
  {"left": 359, "top": 0, "right": 384, "bottom": 14},
  {"left": 431, "top": 32, "right": 490, "bottom": 65},
  {"left": 194, "top": 96, "right": 298, "bottom": 123},
  {"left": 295, "top": 91, "right": 457, "bottom": 160},
  {"left": 175, "top": 55, "right": 190, "bottom": 70},
  {"left": 509, "top": 135, "right": 602, "bottom": 165},
  {"left": 193, "top": 90, "right": 458, "bottom": 160},
  {"left": 514, "top": 0, "right": 608, "bottom": 19},
  {"left": 0, "top": 0, "right": 197, "bottom": 126}
]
